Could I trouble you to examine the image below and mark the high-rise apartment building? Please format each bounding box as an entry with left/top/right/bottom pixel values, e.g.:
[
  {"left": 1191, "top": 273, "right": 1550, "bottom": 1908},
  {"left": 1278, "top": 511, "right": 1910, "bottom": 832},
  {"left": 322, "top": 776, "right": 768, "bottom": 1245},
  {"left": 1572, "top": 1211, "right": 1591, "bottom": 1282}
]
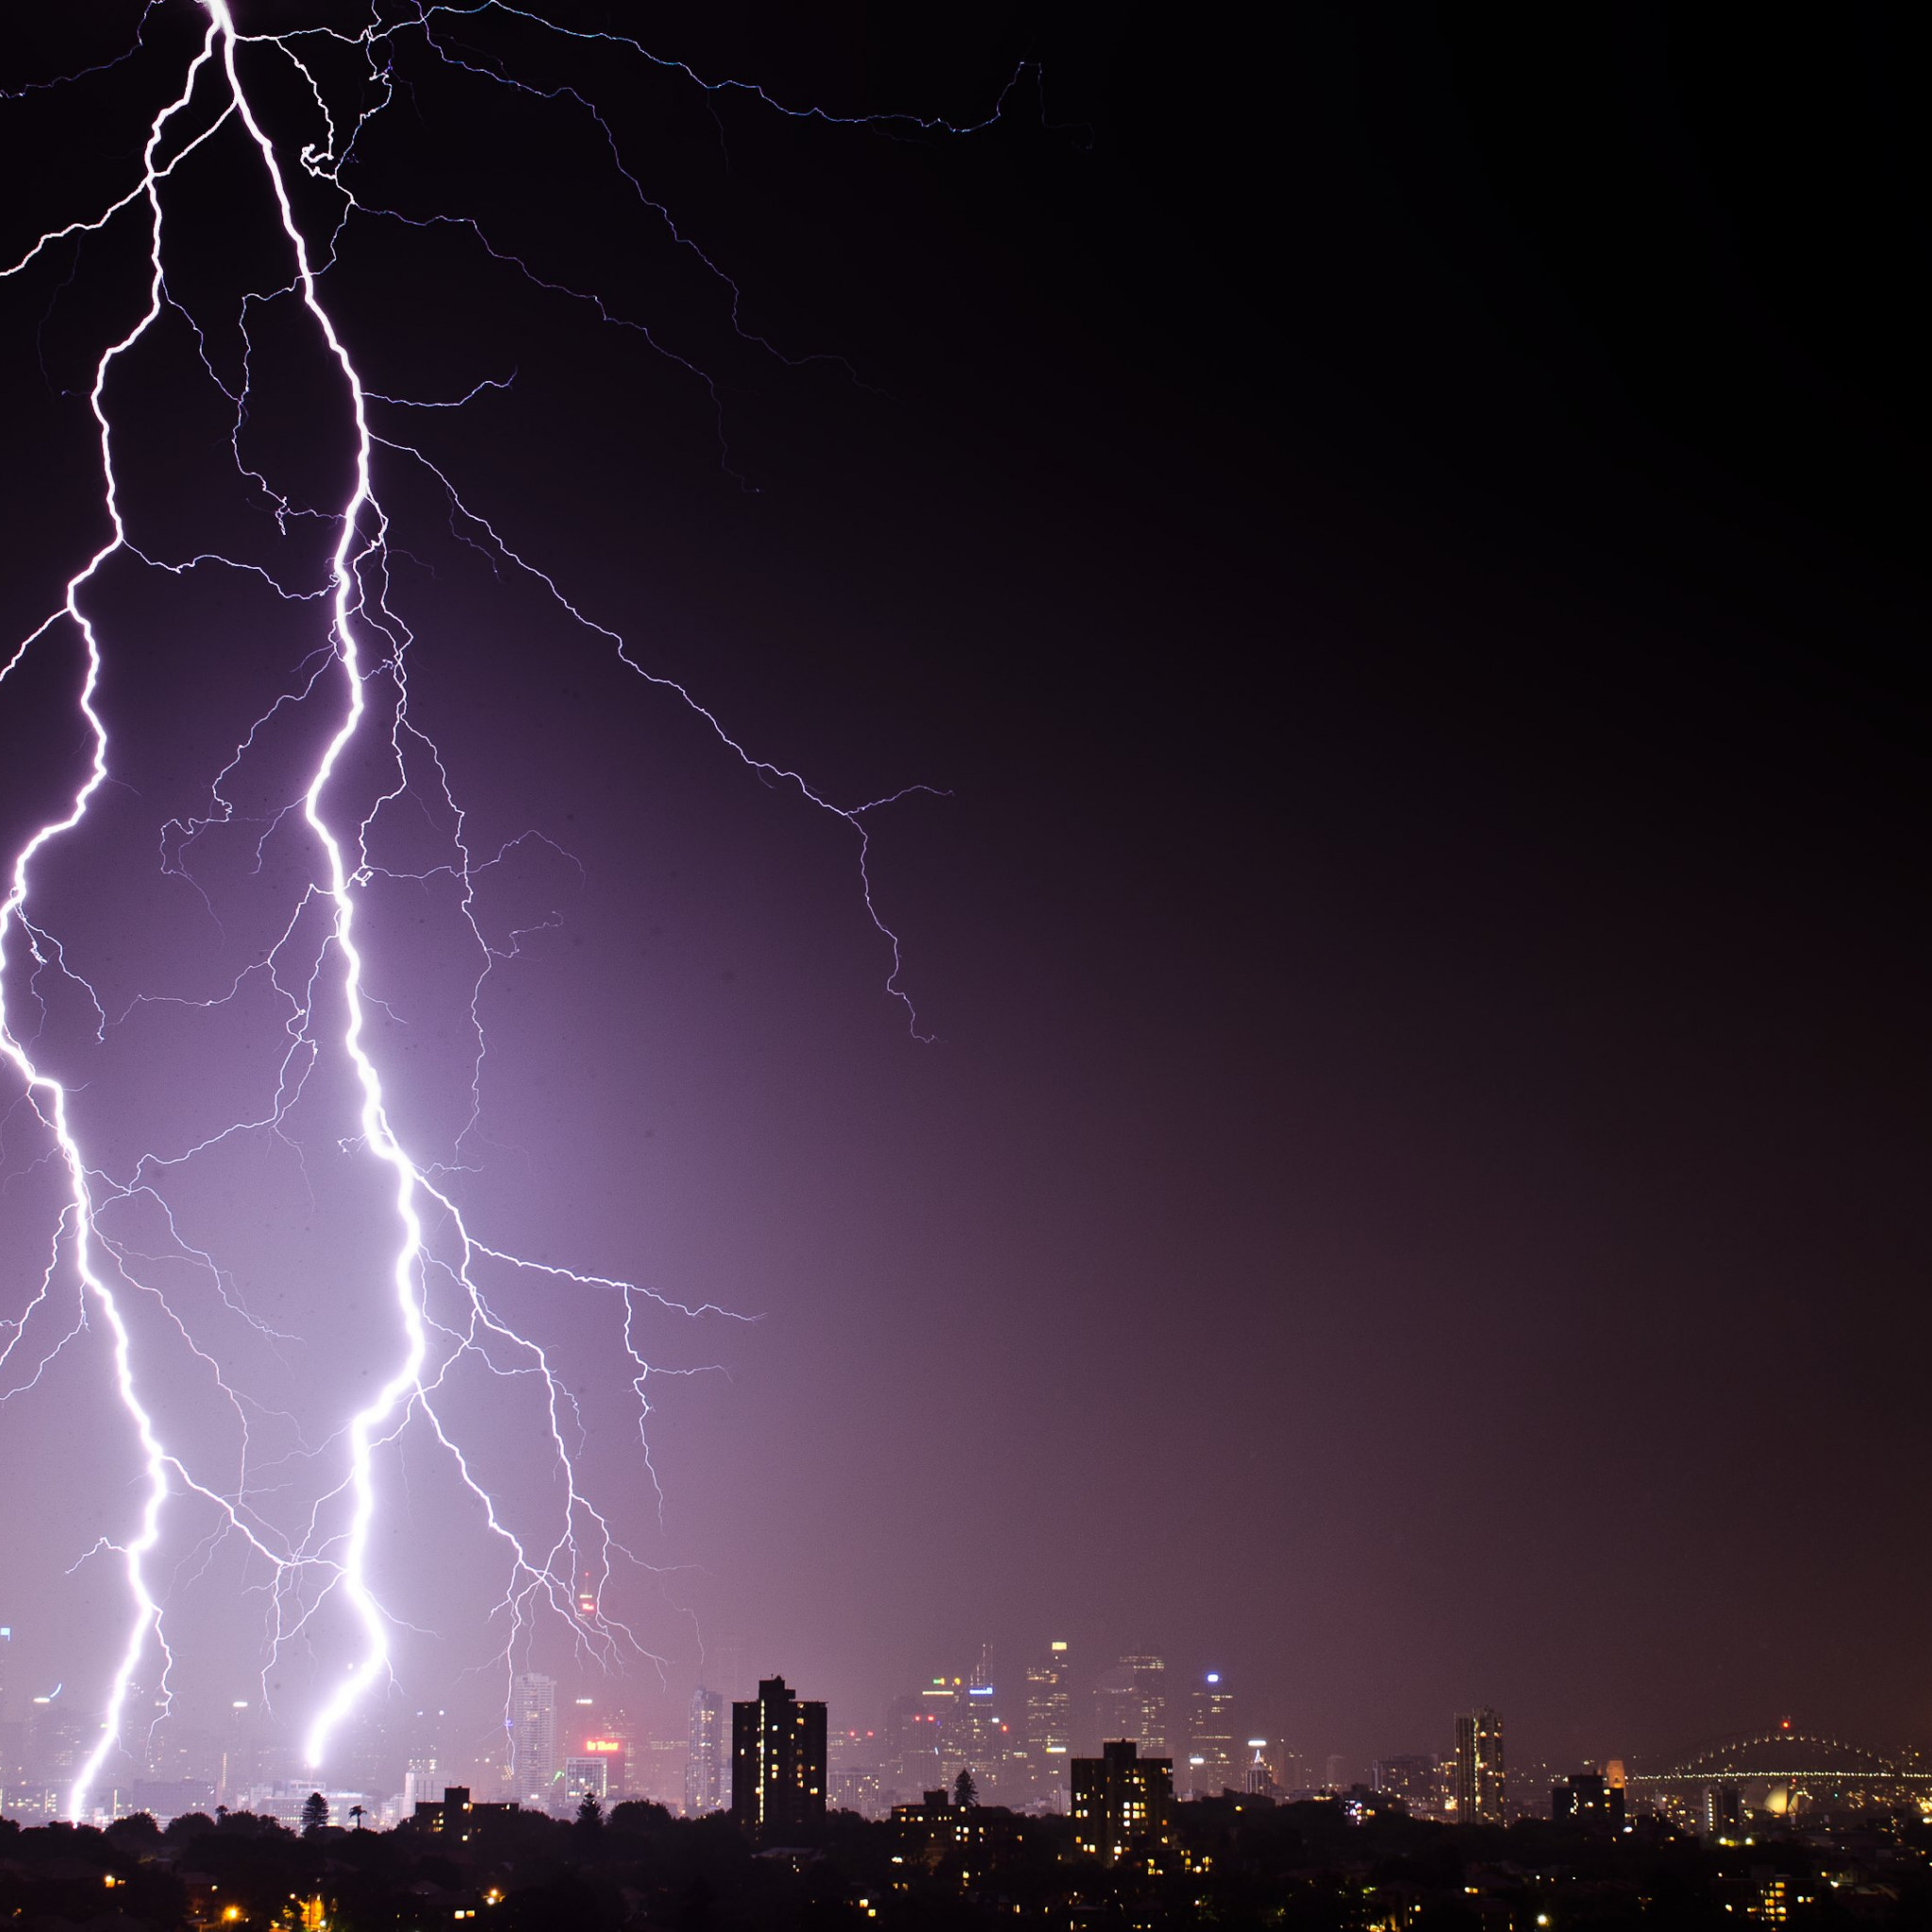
[
  {"left": 686, "top": 1687, "right": 725, "bottom": 1815},
  {"left": 1698, "top": 1782, "right": 1742, "bottom": 1839},
  {"left": 730, "top": 1676, "right": 825, "bottom": 1839},
  {"left": 1070, "top": 1740, "right": 1174, "bottom": 1866},
  {"left": 1453, "top": 1707, "right": 1506, "bottom": 1824},
  {"left": 1185, "top": 1672, "right": 1237, "bottom": 1798},
  {"left": 509, "top": 1673, "right": 558, "bottom": 1809}
]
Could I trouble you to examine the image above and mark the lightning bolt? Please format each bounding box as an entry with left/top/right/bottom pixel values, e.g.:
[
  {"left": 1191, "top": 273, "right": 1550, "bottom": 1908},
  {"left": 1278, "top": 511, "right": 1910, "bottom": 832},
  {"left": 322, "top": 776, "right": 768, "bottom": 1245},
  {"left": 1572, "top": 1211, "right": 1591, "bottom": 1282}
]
[{"left": 1, "top": 2, "right": 1021, "bottom": 1821}]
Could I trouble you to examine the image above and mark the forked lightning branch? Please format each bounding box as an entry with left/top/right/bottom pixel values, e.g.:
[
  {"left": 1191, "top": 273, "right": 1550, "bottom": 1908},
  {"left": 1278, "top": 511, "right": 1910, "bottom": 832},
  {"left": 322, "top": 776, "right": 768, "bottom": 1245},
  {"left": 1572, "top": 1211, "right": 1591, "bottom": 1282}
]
[{"left": 0, "top": 2, "right": 996, "bottom": 1821}]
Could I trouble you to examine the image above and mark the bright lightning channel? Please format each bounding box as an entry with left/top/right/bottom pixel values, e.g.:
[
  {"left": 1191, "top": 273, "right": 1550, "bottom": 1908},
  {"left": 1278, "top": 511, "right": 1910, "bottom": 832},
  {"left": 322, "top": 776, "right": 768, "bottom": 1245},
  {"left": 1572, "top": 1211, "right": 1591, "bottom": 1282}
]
[{"left": 0, "top": 2, "right": 1009, "bottom": 1822}]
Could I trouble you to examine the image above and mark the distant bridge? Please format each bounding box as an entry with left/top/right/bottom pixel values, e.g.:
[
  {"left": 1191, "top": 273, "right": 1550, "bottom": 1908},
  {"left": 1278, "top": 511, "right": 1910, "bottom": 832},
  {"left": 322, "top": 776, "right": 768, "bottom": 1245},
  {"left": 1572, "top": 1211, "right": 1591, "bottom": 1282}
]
[{"left": 1624, "top": 1727, "right": 1932, "bottom": 1790}]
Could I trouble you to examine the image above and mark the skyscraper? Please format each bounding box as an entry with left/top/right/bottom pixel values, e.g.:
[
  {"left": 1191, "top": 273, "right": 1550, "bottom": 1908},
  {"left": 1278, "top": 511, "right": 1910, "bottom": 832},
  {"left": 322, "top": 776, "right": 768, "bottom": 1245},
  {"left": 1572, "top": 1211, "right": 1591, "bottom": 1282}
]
[
  {"left": 1185, "top": 1672, "right": 1237, "bottom": 1798},
  {"left": 402, "top": 1708, "right": 444, "bottom": 1814},
  {"left": 1093, "top": 1654, "right": 1167, "bottom": 1756},
  {"left": 952, "top": 1676, "right": 1009, "bottom": 1799},
  {"left": 1261, "top": 1739, "right": 1308, "bottom": 1796},
  {"left": 730, "top": 1676, "right": 825, "bottom": 1839},
  {"left": 561, "top": 1699, "right": 634, "bottom": 1805},
  {"left": 1454, "top": 1707, "right": 1506, "bottom": 1824},
  {"left": 509, "top": 1673, "right": 558, "bottom": 1809},
  {"left": 686, "top": 1687, "right": 725, "bottom": 1815},
  {"left": 582, "top": 1704, "right": 637, "bottom": 1801},
  {"left": 885, "top": 1685, "right": 947, "bottom": 1801},
  {"left": 1014, "top": 1641, "right": 1074, "bottom": 1809}
]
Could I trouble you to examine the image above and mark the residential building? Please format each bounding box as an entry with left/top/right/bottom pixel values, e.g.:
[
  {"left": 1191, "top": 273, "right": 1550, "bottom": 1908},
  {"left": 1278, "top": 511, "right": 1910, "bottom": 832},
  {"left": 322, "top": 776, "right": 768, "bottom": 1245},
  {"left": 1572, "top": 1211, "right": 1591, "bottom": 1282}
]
[
  {"left": 686, "top": 1687, "right": 725, "bottom": 1815},
  {"left": 1454, "top": 1707, "right": 1506, "bottom": 1824},
  {"left": 1070, "top": 1740, "right": 1174, "bottom": 1867},
  {"left": 508, "top": 1674, "right": 558, "bottom": 1809},
  {"left": 730, "top": 1676, "right": 826, "bottom": 1839}
]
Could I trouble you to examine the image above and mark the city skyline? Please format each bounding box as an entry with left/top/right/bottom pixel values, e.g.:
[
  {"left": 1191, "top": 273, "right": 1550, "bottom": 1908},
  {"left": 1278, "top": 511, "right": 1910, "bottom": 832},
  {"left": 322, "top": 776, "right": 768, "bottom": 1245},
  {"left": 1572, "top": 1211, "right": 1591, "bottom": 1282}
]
[{"left": 8, "top": 1609, "right": 1923, "bottom": 1832}]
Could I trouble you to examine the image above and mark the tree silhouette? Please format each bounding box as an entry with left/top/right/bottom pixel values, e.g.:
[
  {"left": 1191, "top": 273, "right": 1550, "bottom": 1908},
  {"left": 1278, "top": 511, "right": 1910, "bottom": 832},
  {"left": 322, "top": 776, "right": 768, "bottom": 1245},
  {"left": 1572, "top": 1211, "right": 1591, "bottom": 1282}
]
[
  {"left": 300, "top": 1791, "right": 328, "bottom": 1836},
  {"left": 349, "top": 1804, "right": 366, "bottom": 1831},
  {"left": 954, "top": 1767, "right": 977, "bottom": 1808}
]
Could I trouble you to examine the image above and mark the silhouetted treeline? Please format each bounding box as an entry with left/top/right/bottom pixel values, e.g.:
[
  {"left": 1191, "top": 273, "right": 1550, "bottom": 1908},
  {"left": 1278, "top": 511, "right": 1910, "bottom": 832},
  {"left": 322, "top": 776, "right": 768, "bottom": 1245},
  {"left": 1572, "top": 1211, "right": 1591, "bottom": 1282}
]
[{"left": 6, "top": 1794, "right": 1932, "bottom": 1928}]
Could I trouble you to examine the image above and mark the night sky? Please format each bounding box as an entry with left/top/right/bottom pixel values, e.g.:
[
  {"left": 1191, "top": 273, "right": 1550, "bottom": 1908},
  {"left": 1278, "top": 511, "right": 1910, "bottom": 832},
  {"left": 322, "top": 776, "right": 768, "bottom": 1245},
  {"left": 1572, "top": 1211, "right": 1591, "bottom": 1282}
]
[{"left": 0, "top": 4, "right": 1925, "bottom": 1790}]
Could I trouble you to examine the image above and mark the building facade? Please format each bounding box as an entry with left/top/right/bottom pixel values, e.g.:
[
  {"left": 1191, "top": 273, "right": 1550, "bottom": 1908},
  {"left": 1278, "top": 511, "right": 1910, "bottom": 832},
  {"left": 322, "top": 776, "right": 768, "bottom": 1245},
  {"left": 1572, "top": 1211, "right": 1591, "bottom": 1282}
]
[
  {"left": 1093, "top": 1654, "right": 1168, "bottom": 1757},
  {"left": 508, "top": 1674, "right": 557, "bottom": 1809},
  {"left": 686, "top": 1688, "right": 725, "bottom": 1815},
  {"left": 1070, "top": 1740, "right": 1174, "bottom": 1867},
  {"left": 1019, "top": 1641, "right": 1074, "bottom": 1808},
  {"left": 1454, "top": 1707, "right": 1506, "bottom": 1824},
  {"left": 1185, "top": 1672, "right": 1238, "bottom": 1798},
  {"left": 730, "top": 1676, "right": 826, "bottom": 1839}
]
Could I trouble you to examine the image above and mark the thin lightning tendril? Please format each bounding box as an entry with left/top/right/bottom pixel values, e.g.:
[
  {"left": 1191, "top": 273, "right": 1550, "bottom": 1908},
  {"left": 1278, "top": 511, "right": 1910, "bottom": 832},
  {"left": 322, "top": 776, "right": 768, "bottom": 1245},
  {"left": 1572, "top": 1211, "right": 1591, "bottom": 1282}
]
[{"left": 0, "top": 0, "right": 1009, "bottom": 1821}]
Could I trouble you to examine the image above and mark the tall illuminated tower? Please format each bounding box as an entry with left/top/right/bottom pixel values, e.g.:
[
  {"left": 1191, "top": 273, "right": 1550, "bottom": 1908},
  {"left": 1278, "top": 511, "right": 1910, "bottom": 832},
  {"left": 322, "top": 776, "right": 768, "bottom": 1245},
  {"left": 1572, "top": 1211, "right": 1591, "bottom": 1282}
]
[
  {"left": 1022, "top": 1641, "right": 1074, "bottom": 1808},
  {"left": 509, "top": 1674, "right": 558, "bottom": 1809},
  {"left": 686, "top": 1687, "right": 725, "bottom": 1815},
  {"left": 1185, "top": 1671, "right": 1237, "bottom": 1798},
  {"left": 1454, "top": 1707, "right": 1506, "bottom": 1824},
  {"left": 730, "top": 1676, "right": 825, "bottom": 1839}
]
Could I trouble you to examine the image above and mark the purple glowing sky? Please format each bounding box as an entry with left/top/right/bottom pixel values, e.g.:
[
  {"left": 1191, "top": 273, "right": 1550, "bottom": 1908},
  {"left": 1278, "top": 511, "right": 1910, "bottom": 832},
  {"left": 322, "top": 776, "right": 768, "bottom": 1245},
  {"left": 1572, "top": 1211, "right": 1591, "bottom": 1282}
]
[{"left": 2, "top": 1, "right": 1927, "bottom": 1801}]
